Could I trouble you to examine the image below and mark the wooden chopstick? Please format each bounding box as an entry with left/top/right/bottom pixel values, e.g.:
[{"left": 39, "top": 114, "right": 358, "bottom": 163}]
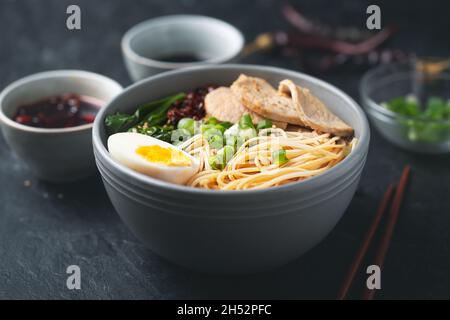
[
  {"left": 337, "top": 165, "right": 411, "bottom": 300},
  {"left": 337, "top": 184, "right": 395, "bottom": 300},
  {"left": 362, "top": 165, "right": 411, "bottom": 300}
]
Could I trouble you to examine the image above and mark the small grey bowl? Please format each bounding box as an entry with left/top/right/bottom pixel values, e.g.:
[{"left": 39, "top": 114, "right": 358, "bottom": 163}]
[
  {"left": 0, "top": 70, "right": 123, "bottom": 182},
  {"left": 93, "top": 64, "right": 370, "bottom": 273},
  {"left": 121, "top": 15, "right": 244, "bottom": 82}
]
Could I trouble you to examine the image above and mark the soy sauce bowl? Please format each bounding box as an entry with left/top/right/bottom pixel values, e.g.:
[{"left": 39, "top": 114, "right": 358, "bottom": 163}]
[
  {"left": 121, "top": 15, "right": 244, "bottom": 82},
  {"left": 0, "top": 70, "right": 122, "bottom": 182}
]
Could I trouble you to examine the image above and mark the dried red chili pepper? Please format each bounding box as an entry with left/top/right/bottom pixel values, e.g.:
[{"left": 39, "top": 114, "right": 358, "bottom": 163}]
[
  {"left": 281, "top": 3, "right": 373, "bottom": 42},
  {"left": 273, "top": 26, "right": 396, "bottom": 56}
]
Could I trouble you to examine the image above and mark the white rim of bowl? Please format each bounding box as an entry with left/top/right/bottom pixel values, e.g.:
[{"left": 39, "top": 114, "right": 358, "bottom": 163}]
[
  {"left": 121, "top": 15, "right": 245, "bottom": 69},
  {"left": 0, "top": 70, "right": 123, "bottom": 134},
  {"left": 93, "top": 64, "right": 370, "bottom": 195}
]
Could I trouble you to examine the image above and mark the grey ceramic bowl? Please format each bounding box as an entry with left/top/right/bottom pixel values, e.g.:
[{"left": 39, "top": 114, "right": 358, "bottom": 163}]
[
  {"left": 0, "top": 70, "right": 123, "bottom": 182},
  {"left": 93, "top": 65, "right": 370, "bottom": 273},
  {"left": 121, "top": 15, "right": 244, "bottom": 82}
]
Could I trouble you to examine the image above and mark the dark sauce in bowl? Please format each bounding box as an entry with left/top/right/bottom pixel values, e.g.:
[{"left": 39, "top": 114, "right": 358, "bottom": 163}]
[
  {"left": 154, "top": 53, "right": 204, "bottom": 63},
  {"left": 13, "top": 94, "right": 102, "bottom": 129}
]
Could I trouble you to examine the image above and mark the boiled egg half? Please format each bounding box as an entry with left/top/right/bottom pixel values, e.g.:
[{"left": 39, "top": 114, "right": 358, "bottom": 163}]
[{"left": 107, "top": 132, "right": 199, "bottom": 185}]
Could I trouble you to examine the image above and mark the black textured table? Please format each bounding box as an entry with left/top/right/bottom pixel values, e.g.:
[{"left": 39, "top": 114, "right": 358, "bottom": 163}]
[{"left": 1, "top": 0, "right": 450, "bottom": 299}]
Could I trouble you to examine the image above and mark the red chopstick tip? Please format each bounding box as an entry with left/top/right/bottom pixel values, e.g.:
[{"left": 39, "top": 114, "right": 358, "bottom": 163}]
[{"left": 403, "top": 165, "right": 411, "bottom": 176}]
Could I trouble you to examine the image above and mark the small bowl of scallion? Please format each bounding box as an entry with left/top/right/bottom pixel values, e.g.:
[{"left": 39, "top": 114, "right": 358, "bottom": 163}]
[{"left": 360, "top": 61, "right": 450, "bottom": 153}]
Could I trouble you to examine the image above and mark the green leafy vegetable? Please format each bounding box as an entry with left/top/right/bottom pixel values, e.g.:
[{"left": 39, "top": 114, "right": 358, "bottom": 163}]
[
  {"left": 384, "top": 96, "right": 420, "bottom": 117},
  {"left": 105, "top": 113, "right": 138, "bottom": 135},
  {"left": 137, "top": 93, "right": 186, "bottom": 127},
  {"left": 129, "top": 124, "right": 174, "bottom": 143},
  {"left": 424, "top": 97, "right": 447, "bottom": 120},
  {"left": 383, "top": 96, "right": 450, "bottom": 143},
  {"left": 105, "top": 93, "right": 185, "bottom": 135}
]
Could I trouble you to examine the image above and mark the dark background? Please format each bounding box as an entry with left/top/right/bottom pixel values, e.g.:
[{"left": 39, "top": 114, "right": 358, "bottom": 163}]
[{"left": 0, "top": 0, "right": 449, "bottom": 299}]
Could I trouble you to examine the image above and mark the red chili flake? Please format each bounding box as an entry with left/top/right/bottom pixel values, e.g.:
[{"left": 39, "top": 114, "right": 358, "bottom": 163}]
[
  {"left": 14, "top": 115, "right": 32, "bottom": 125},
  {"left": 81, "top": 114, "right": 96, "bottom": 123},
  {"left": 167, "top": 85, "right": 216, "bottom": 125}
]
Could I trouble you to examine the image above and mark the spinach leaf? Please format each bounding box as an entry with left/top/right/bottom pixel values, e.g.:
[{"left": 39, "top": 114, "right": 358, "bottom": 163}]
[
  {"left": 137, "top": 93, "right": 185, "bottom": 127},
  {"left": 105, "top": 93, "right": 185, "bottom": 135},
  {"left": 105, "top": 113, "right": 138, "bottom": 135},
  {"left": 134, "top": 94, "right": 183, "bottom": 122},
  {"left": 129, "top": 124, "right": 175, "bottom": 143}
]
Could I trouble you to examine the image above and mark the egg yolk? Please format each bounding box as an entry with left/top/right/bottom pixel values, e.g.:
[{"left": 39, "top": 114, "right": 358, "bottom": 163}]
[{"left": 135, "top": 145, "right": 191, "bottom": 166}]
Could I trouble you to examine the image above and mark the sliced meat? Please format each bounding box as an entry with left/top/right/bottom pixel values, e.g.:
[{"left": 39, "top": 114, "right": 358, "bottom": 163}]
[
  {"left": 285, "top": 124, "right": 310, "bottom": 132},
  {"left": 278, "top": 80, "right": 353, "bottom": 136},
  {"left": 205, "top": 87, "right": 258, "bottom": 123},
  {"left": 205, "top": 87, "right": 287, "bottom": 129},
  {"left": 230, "top": 74, "right": 304, "bottom": 126}
]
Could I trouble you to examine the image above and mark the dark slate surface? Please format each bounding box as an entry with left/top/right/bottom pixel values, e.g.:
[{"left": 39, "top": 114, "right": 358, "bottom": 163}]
[{"left": 0, "top": 0, "right": 449, "bottom": 299}]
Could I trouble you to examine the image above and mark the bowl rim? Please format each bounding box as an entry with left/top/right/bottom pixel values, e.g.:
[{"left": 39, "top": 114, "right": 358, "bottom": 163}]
[
  {"left": 360, "top": 62, "right": 450, "bottom": 125},
  {"left": 121, "top": 14, "right": 245, "bottom": 69},
  {"left": 0, "top": 70, "right": 123, "bottom": 134},
  {"left": 93, "top": 64, "right": 370, "bottom": 195}
]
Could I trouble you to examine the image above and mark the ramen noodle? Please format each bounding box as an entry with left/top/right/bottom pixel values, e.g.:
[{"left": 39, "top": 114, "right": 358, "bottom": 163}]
[{"left": 180, "top": 128, "right": 356, "bottom": 190}]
